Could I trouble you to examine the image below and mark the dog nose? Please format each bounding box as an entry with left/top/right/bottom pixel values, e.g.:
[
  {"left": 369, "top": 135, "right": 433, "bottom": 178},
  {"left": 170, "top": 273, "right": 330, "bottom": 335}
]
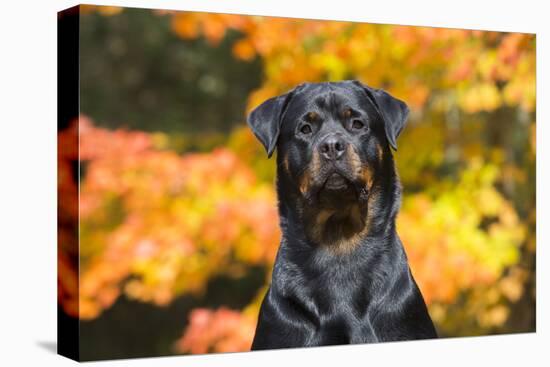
[{"left": 319, "top": 135, "right": 346, "bottom": 160}]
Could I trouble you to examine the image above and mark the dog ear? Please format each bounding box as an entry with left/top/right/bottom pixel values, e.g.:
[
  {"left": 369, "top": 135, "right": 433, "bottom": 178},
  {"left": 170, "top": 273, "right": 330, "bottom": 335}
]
[
  {"left": 247, "top": 89, "right": 297, "bottom": 158},
  {"left": 352, "top": 81, "right": 409, "bottom": 150}
]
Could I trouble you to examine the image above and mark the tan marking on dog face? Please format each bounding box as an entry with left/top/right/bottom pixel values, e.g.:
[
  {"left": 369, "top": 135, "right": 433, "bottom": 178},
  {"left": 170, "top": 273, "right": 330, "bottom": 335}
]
[
  {"left": 299, "top": 151, "right": 321, "bottom": 194},
  {"left": 299, "top": 172, "right": 310, "bottom": 195},
  {"left": 376, "top": 143, "right": 384, "bottom": 164},
  {"left": 347, "top": 146, "right": 374, "bottom": 190},
  {"left": 283, "top": 153, "right": 290, "bottom": 173},
  {"left": 362, "top": 165, "right": 374, "bottom": 190},
  {"left": 307, "top": 111, "right": 319, "bottom": 121},
  {"left": 342, "top": 108, "right": 352, "bottom": 119},
  {"left": 346, "top": 146, "right": 363, "bottom": 176},
  {"left": 346, "top": 146, "right": 374, "bottom": 189}
]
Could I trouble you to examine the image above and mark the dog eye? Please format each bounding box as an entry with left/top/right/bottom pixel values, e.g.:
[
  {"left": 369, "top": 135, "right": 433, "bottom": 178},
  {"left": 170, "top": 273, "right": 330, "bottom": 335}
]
[
  {"left": 352, "top": 120, "right": 365, "bottom": 129},
  {"left": 300, "top": 124, "right": 312, "bottom": 134}
]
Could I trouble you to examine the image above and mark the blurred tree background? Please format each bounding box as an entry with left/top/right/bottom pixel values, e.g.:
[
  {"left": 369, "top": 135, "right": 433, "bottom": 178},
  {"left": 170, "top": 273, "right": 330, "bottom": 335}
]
[{"left": 57, "top": 5, "right": 535, "bottom": 360}]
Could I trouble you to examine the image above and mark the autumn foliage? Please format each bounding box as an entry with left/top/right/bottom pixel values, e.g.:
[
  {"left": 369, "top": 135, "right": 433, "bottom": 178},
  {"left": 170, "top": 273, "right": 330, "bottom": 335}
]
[
  {"left": 174, "top": 307, "right": 257, "bottom": 354},
  {"left": 58, "top": 7, "right": 536, "bottom": 355}
]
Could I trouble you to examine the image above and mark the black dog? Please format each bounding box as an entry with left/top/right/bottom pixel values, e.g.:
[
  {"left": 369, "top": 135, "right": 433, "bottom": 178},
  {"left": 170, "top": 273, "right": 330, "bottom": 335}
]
[{"left": 247, "top": 80, "right": 437, "bottom": 350}]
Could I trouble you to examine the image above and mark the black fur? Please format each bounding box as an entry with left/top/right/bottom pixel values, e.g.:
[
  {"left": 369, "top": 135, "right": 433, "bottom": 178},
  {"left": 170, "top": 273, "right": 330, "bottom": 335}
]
[{"left": 247, "top": 80, "right": 437, "bottom": 350}]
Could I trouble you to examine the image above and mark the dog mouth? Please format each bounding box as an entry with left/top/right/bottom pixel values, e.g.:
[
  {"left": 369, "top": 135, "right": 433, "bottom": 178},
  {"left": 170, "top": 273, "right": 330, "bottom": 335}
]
[
  {"left": 312, "top": 171, "right": 361, "bottom": 209},
  {"left": 323, "top": 172, "right": 351, "bottom": 191},
  {"left": 301, "top": 164, "right": 369, "bottom": 207}
]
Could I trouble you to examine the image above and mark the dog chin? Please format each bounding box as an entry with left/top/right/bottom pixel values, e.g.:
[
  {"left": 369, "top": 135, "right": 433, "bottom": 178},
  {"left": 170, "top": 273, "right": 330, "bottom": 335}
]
[
  {"left": 323, "top": 172, "right": 350, "bottom": 191},
  {"left": 313, "top": 172, "right": 362, "bottom": 208}
]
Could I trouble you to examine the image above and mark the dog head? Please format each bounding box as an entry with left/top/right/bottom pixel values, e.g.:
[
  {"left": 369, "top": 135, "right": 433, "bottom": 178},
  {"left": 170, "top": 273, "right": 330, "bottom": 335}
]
[{"left": 247, "top": 80, "right": 408, "bottom": 251}]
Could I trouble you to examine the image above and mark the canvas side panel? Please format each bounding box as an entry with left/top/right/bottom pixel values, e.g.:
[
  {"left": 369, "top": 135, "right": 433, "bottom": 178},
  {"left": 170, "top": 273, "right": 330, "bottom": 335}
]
[{"left": 57, "top": 4, "right": 80, "bottom": 362}]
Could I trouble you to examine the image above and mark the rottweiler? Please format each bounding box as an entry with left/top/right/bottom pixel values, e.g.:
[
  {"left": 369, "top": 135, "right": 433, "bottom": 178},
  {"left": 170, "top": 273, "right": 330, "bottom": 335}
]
[{"left": 246, "top": 80, "right": 437, "bottom": 350}]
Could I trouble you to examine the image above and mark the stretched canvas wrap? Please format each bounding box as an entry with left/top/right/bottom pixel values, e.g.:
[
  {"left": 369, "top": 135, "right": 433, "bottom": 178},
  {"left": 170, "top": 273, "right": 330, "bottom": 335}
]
[{"left": 58, "top": 4, "right": 536, "bottom": 362}]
